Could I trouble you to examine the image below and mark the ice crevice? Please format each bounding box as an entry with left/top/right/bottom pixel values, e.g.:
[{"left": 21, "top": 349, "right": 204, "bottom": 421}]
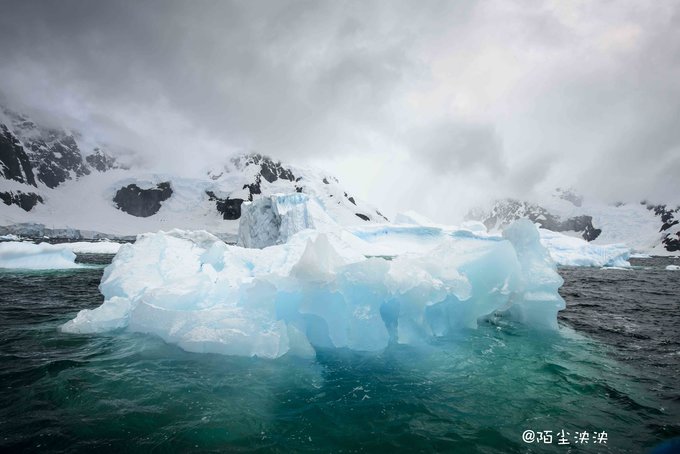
[{"left": 62, "top": 194, "right": 566, "bottom": 358}]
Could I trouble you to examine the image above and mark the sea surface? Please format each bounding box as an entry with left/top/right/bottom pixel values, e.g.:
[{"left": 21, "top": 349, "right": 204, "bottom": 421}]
[{"left": 0, "top": 255, "right": 678, "bottom": 453}]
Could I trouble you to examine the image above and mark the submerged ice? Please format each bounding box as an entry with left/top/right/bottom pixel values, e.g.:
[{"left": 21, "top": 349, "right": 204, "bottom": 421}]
[{"left": 62, "top": 211, "right": 565, "bottom": 358}]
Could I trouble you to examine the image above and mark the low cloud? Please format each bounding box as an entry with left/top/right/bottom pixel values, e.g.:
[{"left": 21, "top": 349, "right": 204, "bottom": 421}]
[{"left": 0, "top": 0, "right": 678, "bottom": 221}]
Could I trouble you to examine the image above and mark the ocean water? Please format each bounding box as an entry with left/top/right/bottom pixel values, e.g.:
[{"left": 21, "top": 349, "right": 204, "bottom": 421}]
[{"left": 0, "top": 255, "right": 678, "bottom": 453}]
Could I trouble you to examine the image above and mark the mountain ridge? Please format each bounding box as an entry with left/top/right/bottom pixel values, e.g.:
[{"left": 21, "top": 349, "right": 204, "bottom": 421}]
[
  {"left": 468, "top": 191, "right": 679, "bottom": 254},
  {"left": 0, "top": 106, "right": 384, "bottom": 239}
]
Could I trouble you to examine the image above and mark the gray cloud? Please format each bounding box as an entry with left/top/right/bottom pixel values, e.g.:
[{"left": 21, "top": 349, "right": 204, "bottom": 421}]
[
  {"left": 0, "top": 0, "right": 678, "bottom": 221},
  {"left": 410, "top": 121, "right": 507, "bottom": 176}
]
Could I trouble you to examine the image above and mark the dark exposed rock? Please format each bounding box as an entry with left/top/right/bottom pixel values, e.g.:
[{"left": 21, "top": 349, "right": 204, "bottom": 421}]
[
  {"left": 260, "top": 158, "right": 294, "bottom": 183},
  {"left": 86, "top": 149, "right": 119, "bottom": 172},
  {"left": 113, "top": 182, "right": 172, "bottom": 217},
  {"left": 646, "top": 204, "right": 680, "bottom": 252},
  {"left": 22, "top": 129, "right": 90, "bottom": 188},
  {"left": 344, "top": 193, "right": 356, "bottom": 205},
  {"left": 555, "top": 188, "right": 583, "bottom": 207},
  {"left": 663, "top": 231, "right": 680, "bottom": 252},
  {"left": 646, "top": 204, "right": 678, "bottom": 229},
  {"left": 355, "top": 213, "right": 370, "bottom": 221},
  {"left": 375, "top": 210, "right": 389, "bottom": 222},
  {"left": 476, "top": 199, "right": 601, "bottom": 241},
  {"left": 661, "top": 220, "right": 679, "bottom": 232},
  {"left": 295, "top": 186, "right": 303, "bottom": 193},
  {"left": 0, "top": 190, "right": 43, "bottom": 211},
  {"left": 234, "top": 153, "right": 295, "bottom": 199},
  {"left": 322, "top": 177, "right": 330, "bottom": 184},
  {"left": 206, "top": 191, "right": 244, "bottom": 220},
  {"left": 234, "top": 153, "right": 295, "bottom": 183},
  {"left": 0, "top": 124, "right": 36, "bottom": 186},
  {"left": 1, "top": 108, "right": 122, "bottom": 188},
  {"left": 243, "top": 175, "right": 262, "bottom": 201},
  {"left": 557, "top": 215, "right": 602, "bottom": 242}
]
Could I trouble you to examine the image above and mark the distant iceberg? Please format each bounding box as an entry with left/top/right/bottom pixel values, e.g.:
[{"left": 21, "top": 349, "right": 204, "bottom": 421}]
[
  {"left": 62, "top": 217, "right": 565, "bottom": 358},
  {"left": 57, "top": 241, "right": 122, "bottom": 254},
  {"left": 377, "top": 209, "right": 631, "bottom": 267},
  {"left": 0, "top": 242, "right": 82, "bottom": 269},
  {"left": 538, "top": 228, "right": 630, "bottom": 267}
]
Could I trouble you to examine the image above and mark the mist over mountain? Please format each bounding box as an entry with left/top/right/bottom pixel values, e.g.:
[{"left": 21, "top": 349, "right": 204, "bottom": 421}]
[
  {"left": 0, "top": 105, "right": 385, "bottom": 240},
  {"left": 0, "top": 0, "right": 679, "bottom": 223}
]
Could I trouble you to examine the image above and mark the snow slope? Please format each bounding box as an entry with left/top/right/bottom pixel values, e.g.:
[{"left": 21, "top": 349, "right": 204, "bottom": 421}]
[
  {"left": 1, "top": 106, "right": 386, "bottom": 239},
  {"left": 469, "top": 190, "right": 679, "bottom": 255}
]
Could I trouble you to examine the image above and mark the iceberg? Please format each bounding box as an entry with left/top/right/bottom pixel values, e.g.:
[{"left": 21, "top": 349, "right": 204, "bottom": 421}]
[
  {"left": 538, "top": 228, "right": 630, "bottom": 267},
  {"left": 666, "top": 265, "right": 680, "bottom": 271},
  {"left": 57, "top": 241, "right": 123, "bottom": 254},
  {"left": 0, "top": 242, "right": 82, "bottom": 269},
  {"left": 358, "top": 209, "right": 630, "bottom": 267},
  {"left": 62, "top": 218, "right": 565, "bottom": 358},
  {"left": 238, "top": 193, "right": 339, "bottom": 248}
]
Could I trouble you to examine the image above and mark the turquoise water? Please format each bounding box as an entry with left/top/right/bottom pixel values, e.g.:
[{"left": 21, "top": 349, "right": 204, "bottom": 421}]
[{"left": 0, "top": 256, "right": 678, "bottom": 452}]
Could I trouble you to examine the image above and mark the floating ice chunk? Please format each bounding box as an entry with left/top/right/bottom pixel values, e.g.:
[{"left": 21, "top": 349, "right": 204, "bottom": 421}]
[
  {"left": 0, "top": 241, "right": 82, "bottom": 269},
  {"left": 503, "top": 220, "right": 565, "bottom": 329},
  {"left": 62, "top": 218, "right": 565, "bottom": 358},
  {"left": 538, "top": 228, "right": 630, "bottom": 267},
  {"left": 57, "top": 241, "right": 122, "bottom": 254},
  {"left": 666, "top": 265, "right": 680, "bottom": 270}
]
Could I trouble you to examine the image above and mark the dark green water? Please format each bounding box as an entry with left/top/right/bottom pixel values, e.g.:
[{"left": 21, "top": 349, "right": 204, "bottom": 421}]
[{"left": 0, "top": 255, "right": 678, "bottom": 453}]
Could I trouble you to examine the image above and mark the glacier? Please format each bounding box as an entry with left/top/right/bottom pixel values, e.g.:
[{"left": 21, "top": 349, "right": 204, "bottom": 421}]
[
  {"left": 0, "top": 242, "right": 82, "bottom": 269},
  {"left": 62, "top": 214, "right": 565, "bottom": 358}
]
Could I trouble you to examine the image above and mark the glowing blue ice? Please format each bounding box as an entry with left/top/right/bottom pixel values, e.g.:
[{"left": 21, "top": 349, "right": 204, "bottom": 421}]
[{"left": 62, "top": 216, "right": 565, "bottom": 358}]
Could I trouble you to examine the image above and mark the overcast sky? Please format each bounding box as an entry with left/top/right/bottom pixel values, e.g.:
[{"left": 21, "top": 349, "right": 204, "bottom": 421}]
[{"left": 1, "top": 0, "right": 678, "bottom": 221}]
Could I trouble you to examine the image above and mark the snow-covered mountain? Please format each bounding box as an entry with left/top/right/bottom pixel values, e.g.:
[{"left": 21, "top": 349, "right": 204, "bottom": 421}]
[
  {"left": 467, "top": 188, "right": 679, "bottom": 255},
  {"left": 0, "top": 106, "right": 386, "bottom": 240}
]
